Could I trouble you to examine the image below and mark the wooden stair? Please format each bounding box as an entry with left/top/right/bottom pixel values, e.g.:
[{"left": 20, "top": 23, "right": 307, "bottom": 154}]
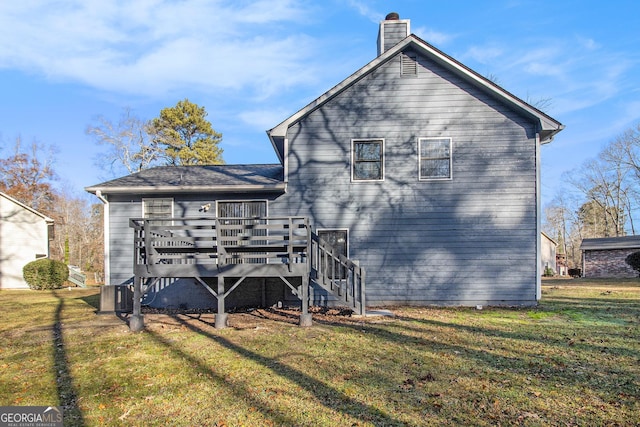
[
  {"left": 67, "top": 267, "right": 86, "bottom": 288},
  {"left": 308, "top": 232, "right": 366, "bottom": 315}
]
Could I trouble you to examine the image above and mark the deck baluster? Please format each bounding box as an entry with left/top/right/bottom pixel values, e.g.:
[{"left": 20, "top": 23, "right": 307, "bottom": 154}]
[{"left": 128, "top": 216, "right": 365, "bottom": 330}]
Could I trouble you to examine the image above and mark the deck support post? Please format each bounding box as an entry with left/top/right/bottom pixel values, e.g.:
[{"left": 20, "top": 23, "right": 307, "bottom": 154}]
[
  {"left": 299, "top": 274, "right": 312, "bottom": 327},
  {"left": 215, "top": 276, "right": 227, "bottom": 329},
  {"left": 130, "top": 276, "right": 144, "bottom": 332}
]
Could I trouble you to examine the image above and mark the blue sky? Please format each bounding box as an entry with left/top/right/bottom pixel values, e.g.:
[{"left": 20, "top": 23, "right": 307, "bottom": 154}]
[{"left": 1, "top": 0, "right": 639, "bottom": 208}]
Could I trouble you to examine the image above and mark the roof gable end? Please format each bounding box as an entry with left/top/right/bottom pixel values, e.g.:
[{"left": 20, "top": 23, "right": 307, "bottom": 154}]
[
  {"left": 268, "top": 34, "right": 563, "bottom": 161},
  {"left": 0, "top": 192, "right": 54, "bottom": 223}
]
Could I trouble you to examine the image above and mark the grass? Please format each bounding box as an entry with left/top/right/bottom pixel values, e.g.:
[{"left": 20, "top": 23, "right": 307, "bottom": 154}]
[{"left": 0, "top": 279, "right": 638, "bottom": 426}]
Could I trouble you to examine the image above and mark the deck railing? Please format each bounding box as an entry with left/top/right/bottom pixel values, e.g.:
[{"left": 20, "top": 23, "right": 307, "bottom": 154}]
[
  {"left": 130, "top": 216, "right": 310, "bottom": 267},
  {"left": 310, "top": 233, "right": 366, "bottom": 314},
  {"left": 67, "top": 267, "right": 86, "bottom": 288},
  {"left": 129, "top": 216, "right": 365, "bottom": 314}
]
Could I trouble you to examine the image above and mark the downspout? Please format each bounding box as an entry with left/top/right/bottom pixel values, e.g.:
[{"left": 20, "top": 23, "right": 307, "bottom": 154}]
[
  {"left": 283, "top": 137, "right": 289, "bottom": 184},
  {"left": 95, "top": 190, "right": 110, "bottom": 286},
  {"left": 535, "top": 134, "right": 542, "bottom": 301}
]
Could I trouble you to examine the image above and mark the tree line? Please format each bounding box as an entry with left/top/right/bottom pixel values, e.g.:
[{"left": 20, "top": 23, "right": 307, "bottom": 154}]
[
  {"left": 544, "top": 122, "right": 640, "bottom": 269},
  {"left": 0, "top": 99, "right": 223, "bottom": 281},
  {"left": 8, "top": 95, "right": 635, "bottom": 278}
]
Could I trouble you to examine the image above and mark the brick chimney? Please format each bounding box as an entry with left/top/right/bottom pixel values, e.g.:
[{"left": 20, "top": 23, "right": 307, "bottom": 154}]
[{"left": 377, "top": 12, "right": 410, "bottom": 56}]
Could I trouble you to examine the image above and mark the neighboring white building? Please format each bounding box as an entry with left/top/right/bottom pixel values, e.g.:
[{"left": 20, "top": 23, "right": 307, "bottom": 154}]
[
  {"left": 0, "top": 192, "right": 54, "bottom": 289},
  {"left": 541, "top": 232, "right": 557, "bottom": 276}
]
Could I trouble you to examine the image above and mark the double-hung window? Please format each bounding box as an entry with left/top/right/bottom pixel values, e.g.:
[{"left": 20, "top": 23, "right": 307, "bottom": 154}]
[
  {"left": 419, "top": 138, "right": 452, "bottom": 180},
  {"left": 142, "top": 198, "right": 173, "bottom": 225},
  {"left": 352, "top": 139, "right": 384, "bottom": 181}
]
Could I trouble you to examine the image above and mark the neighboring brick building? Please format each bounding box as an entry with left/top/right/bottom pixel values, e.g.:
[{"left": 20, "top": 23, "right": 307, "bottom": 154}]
[{"left": 580, "top": 236, "right": 640, "bottom": 278}]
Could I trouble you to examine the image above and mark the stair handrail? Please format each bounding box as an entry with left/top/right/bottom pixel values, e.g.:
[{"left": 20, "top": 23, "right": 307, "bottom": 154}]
[
  {"left": 310, "top": 232, "right": 366, "bottom": 315},
  {"left": 67, "top": 266, "right": 86, "bottom": 288}
]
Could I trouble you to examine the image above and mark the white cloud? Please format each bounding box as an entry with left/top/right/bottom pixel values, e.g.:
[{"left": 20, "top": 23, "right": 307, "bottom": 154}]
[
  {"left": 458, "top": 32, "right": 637, "bottom": 120},
  {"left": 510, "top": 46, "right": 563, "bottom": 70},
  {"left": 577, "top": 36, "right": 600, "bottom": 51},
  {"left": 342, "top": 5, "right": 454, "bottom": 47},
  {"left": 345, "top": 0, "right": 384, "bottom": 23},
  {"left": 0, "top": 0, "right": 321, "bottom": 98},
  {"left": 463, "top": 45, "right": 504, "bottom": 64},
  {"left": 412, "top": 26, "right": 454, "bottom": 46},
  {"left": 239, "top": 108, "right": 295, "bottom": 132},
  {"left": 539, "top": 54, "right": 632, "bottom": 115},
  {"left": 621, "top": 101, "right": 640, "bottom": 126}
]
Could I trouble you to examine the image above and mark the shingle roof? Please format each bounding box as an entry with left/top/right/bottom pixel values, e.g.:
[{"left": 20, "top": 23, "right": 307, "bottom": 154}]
[
  {"left": 580, "top": 236, "right": 640, "bottom": 251},
  {"left": 85, "top": 164, "right": 285, "bottom": 195}
]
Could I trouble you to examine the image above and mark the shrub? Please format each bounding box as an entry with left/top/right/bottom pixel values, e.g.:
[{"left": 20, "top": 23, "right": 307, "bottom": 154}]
[
  {"left": 625, "top": 251, "right": 640, "bottom": 277},
  {"left": 23, "top": 258, "right": 69, "bottom": 290}
]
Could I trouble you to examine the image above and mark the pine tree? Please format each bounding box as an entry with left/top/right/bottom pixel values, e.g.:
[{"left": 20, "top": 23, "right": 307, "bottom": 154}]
[{"left": 149, "top": 99, "right": 224, "bottom": 165}]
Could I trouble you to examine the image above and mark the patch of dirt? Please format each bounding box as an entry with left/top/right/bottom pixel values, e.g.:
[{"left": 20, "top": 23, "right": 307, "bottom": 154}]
[{"left": 138, "top": 306, "right": 369, "bottom": 331}]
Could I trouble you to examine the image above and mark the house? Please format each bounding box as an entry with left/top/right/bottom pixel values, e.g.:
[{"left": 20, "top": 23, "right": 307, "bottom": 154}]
[
  {"left": 0, "top": 192, "right": 54, "bottom": 289},
  {"left": 87, "top": 13, "right": 563, "bottom": 327},
  {"left": 556, "top": 252, "right": 568, "bottom": 276},
  {"left": 541, "top": 232, "right": 557, "bottom": 276},
  {"left": 580, "top": 236, "right": 640, "bottom": 278}
]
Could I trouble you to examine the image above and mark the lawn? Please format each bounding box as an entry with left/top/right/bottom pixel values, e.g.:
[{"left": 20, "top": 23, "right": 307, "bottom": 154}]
[{"left": 1, "top": 279, "right": 638, "bottom": 426}]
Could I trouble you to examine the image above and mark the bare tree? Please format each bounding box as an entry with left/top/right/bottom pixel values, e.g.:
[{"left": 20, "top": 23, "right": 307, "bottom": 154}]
[
  {"left": 601, "top": 122, "right": 640, "bottom": 233},
  {"left": 543, "top": 193, "right": 582, "bottom": 268},
  {"left": 0, "top": 137, "right": 57, "bottom": 212},
  {"left": 526, "top": 93, "right": 553, "bottom": 112},
  {"left": 544, "top": 122, "right": 640, "bottom": 271},
  {"left": 605, "top": 122, "right": 640, "bottom": 178},
  {"left": 49, "top": 190, "right": 103, "bottom": 279},
  {"left": 567, "top": 157, "right": 628, "bottom": 237},
  {"left": 0, "top": 136, "right": 104, "bottom": 280},
  {"left": 87, "top": 107, "right": 163, "bottom": 177}
]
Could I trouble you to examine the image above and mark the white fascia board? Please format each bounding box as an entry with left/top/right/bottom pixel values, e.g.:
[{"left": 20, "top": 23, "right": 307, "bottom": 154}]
[
  {"left": 406, "top": 36, "right": 564, "bottom": 142},
  {"left": 267, "top": 48, "right": 401, "bottom": 139},
  {"left": 267, "top": 35, "right": 564, "bottom": 148},
  {"left": 85, "top": 184, "right": 287, "bottom": 195},
  {"left": 0, "top": 191, "right": 54, "bottom": 222},
  {"left": 271, "top": 36, "right": 563, "bottom": 139}
]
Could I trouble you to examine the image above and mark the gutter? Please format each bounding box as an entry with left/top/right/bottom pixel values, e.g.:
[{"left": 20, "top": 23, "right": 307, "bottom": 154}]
[
  {"left": 95, "top": 190, "right": 108, "bottom": 204},
  {"left": 86, "top": 183, "right": 287, "bottom": 195}
]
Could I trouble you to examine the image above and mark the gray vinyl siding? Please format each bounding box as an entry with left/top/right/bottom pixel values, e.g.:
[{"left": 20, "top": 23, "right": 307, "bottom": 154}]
[
  {"left": 107, "top": 196, "right": 140, "bottom": 285},
  {"left": 106, "top": 193, "right": 281, "bottom": 286},
  {"left": 270, "top": 50, "right": 539, "bottom": 306}
]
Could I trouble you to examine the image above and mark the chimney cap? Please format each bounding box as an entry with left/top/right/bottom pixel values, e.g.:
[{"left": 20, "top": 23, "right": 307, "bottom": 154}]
[{"left": 385, "top": 12, "right": 400, "bottom": 20}]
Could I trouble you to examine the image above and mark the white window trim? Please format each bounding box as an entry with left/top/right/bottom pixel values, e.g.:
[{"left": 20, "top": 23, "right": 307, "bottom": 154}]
[
  {"left": 401, "top": 52, "right": 418, "bottom": 77},
  {"left": 351, "top": 138, "right": 385, "bottom": 182},
  {"left": 142, "top": 197, "right": 174, "bottom": 218},
  {"left": 418, "top": 137, "right": 453, "bottom": 181},
  {"left": 317, "top": 228, "right": 349, "bottom": 258},
  {"left": 215, "top": 199, "right": 269, "bottom": 218}
]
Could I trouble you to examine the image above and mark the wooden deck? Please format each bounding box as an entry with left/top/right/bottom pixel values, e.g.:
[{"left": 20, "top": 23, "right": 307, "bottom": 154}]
[{"left": 128, "top": 217, "right": 365, "bottom": 331}]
